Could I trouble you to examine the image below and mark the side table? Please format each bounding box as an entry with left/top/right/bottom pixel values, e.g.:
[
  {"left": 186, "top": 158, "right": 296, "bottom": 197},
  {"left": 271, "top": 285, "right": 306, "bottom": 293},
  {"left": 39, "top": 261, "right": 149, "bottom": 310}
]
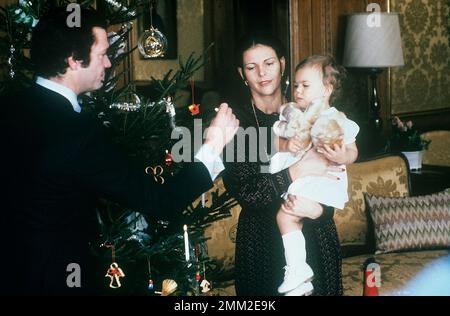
[{"left": 410, "top": 165, "right": 450, "bottom": 196}]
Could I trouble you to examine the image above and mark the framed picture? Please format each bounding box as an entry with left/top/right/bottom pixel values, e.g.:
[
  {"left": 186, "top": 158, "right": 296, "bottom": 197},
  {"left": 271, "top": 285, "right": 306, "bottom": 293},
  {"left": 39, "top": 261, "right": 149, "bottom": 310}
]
[{"left": 138, "top": 0, "right": 177, "bottom": 60}]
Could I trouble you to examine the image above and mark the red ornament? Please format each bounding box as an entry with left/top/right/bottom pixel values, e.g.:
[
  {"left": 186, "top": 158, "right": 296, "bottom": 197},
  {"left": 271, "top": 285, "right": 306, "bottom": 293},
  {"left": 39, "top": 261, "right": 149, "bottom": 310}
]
[
  {"left": 196, "top": 271, "right": 201, "bottom": 281},
  {"left": 188, "top": 104, "right": 200, "bottom": 116},
  {"left": 188, "top": 79, "right": 200, "bottom": 116},
  {"left": 165, "top": 150, "right": 173, "bottom": 166}
]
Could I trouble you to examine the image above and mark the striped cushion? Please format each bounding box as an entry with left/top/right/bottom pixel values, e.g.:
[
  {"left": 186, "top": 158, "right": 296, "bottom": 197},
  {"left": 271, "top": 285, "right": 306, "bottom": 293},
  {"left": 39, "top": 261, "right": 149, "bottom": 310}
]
[{"left": 365, "top": 189, "right": 450, "bottom": 254}]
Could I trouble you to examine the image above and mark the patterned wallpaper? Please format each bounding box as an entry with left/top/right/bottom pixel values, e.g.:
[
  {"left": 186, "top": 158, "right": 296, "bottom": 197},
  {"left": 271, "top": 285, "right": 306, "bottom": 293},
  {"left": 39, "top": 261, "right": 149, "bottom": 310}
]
[{"left": 390, "top": 0, "right": 450, "bottom": 114}]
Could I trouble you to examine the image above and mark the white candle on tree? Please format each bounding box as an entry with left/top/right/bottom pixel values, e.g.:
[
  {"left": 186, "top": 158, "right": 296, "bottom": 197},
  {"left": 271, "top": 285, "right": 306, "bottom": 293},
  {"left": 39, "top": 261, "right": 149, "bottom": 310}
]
[{"left": 183, "top": 225, "right": 189, "bottom": 262}]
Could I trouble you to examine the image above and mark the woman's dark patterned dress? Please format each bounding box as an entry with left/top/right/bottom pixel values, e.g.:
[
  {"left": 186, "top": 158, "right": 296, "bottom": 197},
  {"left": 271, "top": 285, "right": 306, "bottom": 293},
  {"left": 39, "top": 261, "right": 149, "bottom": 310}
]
[{"left": 221, "top": 104, "right": 343, "bottom": 296}]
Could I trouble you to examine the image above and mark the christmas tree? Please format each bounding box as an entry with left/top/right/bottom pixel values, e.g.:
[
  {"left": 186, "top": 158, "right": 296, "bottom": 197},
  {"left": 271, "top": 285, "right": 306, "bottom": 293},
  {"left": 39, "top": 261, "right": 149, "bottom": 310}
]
[{"left": 0, "top": 0, "right": 236, "bottom": 295}]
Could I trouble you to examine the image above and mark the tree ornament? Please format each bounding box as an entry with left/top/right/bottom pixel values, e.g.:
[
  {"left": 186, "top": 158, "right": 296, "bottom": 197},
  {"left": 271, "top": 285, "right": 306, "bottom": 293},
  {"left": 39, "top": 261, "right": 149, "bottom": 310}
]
[
  {"left": 200, "top": 262, "right": 211, "bottom": 293},
  {"left": 155, "top": 279, "right": 178, "bottom": 296},
  {"left": 105, "top": 262, "right": 126, "bottom": 289},
  {"left": 164, "top": 96, "right": 176, "bottom": 128},
  {"left": 200, "top": 279, "right": 211, "bottom": 293},
  {"left": 104, "top": 245, "right": 125, "bottom": 289},
  {"left": 110, "top": 93, "right": 141, "bottom": 112},
  {"left": 164, "top": 150, "right": 173, "bottom": 166},
  {"left": 165, "top": 96, "right": 176, "bottom": 118},
  {"left": 188, "top": 80, "right": 200, "bottom": 116},
  {"left": 145, "top": 165, "right": 165, "bottom": 184},
  {"left": 188, "top": 104, "right": 200, "bottom": 116},
  {"left": 138, "top": 27, "right": 168, "bottom": 58},
  {"left": 138, "top": 1, "right": 167, "bottom": 58}
]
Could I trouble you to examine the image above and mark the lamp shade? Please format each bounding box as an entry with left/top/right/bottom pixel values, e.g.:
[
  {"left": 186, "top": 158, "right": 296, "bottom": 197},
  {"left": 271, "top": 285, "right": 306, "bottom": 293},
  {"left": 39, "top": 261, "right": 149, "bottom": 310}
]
[{"left": 343, "top": 13, "right": 404, "bottom": 68}]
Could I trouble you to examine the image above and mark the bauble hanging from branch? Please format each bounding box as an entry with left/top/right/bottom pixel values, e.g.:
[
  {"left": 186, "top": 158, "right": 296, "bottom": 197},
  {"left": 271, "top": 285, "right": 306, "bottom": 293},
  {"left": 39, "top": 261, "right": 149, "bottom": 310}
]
[{"left": 138, "top": 0, "right": 168, "bottom": 58}]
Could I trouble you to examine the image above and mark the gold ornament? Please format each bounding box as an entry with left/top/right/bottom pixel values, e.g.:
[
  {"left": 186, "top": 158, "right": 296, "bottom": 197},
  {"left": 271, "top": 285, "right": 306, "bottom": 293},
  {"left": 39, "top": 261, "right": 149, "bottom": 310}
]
[
  {"left": 138, "top": 26, "right": 168, "bottom": 58},
  {"left": 155, "top": 279, "right": 178, "bottom": 296},
  {"left": 138, "top": 1, "right": 168, "bottom": 58}
]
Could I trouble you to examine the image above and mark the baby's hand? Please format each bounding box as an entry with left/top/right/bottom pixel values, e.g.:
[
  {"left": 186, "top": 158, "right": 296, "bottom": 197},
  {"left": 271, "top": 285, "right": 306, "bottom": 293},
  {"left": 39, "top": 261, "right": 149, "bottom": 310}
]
[
  {"left": 286, "top": 135, "right": 307, "bottom": 154},
  {"left": 317, "top": 143, "right": 347, "bottom": 164}
]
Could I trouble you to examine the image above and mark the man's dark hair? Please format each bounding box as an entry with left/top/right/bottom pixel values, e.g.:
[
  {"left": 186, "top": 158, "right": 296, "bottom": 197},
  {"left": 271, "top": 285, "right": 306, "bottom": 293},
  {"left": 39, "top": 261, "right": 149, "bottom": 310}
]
[
  {"left": 235, "top": 32, "right": 286, "bottom": 68},
  {"left": 31, "top": 7, "right": 107, "bottom": 78}
]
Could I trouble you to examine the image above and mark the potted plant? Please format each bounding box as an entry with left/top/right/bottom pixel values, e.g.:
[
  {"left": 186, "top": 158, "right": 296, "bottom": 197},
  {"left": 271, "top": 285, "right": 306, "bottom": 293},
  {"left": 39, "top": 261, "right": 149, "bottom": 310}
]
[{"left": 388, "top": 116, "right": 431, "bottom": 170}]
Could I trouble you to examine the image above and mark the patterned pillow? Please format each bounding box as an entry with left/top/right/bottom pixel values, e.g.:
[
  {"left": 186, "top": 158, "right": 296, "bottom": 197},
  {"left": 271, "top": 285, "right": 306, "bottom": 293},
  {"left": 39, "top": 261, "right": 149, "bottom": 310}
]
[{"left": 365, "top": 189, "right": 450, "bottom": 254}]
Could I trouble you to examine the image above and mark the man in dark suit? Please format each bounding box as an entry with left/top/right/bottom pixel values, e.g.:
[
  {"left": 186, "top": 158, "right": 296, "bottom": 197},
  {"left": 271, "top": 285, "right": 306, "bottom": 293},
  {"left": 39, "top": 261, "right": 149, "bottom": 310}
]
[{"left": 0, "top": 7, "right": 238, "bottom": 295}]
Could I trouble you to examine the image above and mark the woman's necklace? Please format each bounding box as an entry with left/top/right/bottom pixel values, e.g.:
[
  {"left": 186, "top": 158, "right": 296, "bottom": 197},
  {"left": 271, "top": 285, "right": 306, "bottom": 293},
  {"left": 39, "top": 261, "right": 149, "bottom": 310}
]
[
  {"left": 250, "top": 100, "right": 272, "bottom": 165},
  {"left": 250, "top": 100, "right": 263, "bottom": 131}
]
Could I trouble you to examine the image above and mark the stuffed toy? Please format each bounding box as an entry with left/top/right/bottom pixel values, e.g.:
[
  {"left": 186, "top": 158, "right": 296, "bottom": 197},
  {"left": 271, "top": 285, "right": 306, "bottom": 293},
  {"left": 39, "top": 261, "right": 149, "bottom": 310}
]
[{"left": 273, "top": 99, "right": 346, "bottom": 159}]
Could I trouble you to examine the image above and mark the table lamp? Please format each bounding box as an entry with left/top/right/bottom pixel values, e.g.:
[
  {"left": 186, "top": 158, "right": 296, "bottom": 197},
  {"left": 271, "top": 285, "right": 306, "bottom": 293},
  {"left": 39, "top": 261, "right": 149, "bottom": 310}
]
[{"left": 343, "top": 12, "right": 404, "bottom": 133}]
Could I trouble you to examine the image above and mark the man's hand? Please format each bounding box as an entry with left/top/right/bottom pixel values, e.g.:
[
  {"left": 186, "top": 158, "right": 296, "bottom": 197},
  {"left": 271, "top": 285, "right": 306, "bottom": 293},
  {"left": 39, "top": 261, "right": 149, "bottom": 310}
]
[{"left": 204, "top": 103, "right": 239, "bottom": 153}]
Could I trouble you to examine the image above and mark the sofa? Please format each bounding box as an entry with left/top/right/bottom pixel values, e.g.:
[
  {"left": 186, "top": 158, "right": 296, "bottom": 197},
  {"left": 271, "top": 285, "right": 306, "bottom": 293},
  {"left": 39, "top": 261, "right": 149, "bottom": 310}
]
[
  {"left": 201, "top": 154, "right": 450, "bottom": 296},
  {"left": 421, "top": 130, "right": 450, "bottom": 167}
]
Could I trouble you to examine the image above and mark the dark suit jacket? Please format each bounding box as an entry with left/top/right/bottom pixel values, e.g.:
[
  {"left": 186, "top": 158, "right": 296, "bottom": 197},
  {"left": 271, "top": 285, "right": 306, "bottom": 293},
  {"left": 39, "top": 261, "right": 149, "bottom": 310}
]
[{"left": 0, "top": 84, "right": 212, "bottom": 295}]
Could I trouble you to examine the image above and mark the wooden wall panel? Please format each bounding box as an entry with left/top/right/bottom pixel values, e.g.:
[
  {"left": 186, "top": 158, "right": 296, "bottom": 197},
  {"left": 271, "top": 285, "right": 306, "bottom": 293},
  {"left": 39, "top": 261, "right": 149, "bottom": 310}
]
[
  {"left": 203, "top": 0, "right": 236, "bottom": 88},
  {"left": 290, "top": 0, "right": 387, "bottom": 67}
]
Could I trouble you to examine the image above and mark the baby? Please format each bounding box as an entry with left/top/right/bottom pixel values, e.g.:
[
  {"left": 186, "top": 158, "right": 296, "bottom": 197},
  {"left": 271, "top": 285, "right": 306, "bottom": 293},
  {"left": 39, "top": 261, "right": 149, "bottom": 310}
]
[{"left": 270, "top": 55, "right": 359, "bottom": 296}]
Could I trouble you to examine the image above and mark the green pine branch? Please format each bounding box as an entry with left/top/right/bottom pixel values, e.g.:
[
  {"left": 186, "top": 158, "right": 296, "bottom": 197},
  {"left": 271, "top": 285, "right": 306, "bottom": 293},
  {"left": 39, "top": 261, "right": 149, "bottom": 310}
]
[{"left": 151, "top": 43, "right": 214, "bottom": 101}]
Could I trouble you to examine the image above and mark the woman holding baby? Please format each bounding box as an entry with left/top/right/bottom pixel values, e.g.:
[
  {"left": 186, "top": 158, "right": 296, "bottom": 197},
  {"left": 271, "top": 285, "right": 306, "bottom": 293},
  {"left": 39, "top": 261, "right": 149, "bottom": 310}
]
[{"left": 221, "top": 32, "right": 359, "bottom": 296}]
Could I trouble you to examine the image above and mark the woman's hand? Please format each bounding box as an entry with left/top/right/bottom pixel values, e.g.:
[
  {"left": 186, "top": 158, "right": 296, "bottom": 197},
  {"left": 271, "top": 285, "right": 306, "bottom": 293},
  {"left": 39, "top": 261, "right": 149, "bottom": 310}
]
[
  {"left": 288, "top": 148, "right": 343, "bottom": 182},
  {"left": 281, "top": 194, "right": 323, "bottom": 219}
]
